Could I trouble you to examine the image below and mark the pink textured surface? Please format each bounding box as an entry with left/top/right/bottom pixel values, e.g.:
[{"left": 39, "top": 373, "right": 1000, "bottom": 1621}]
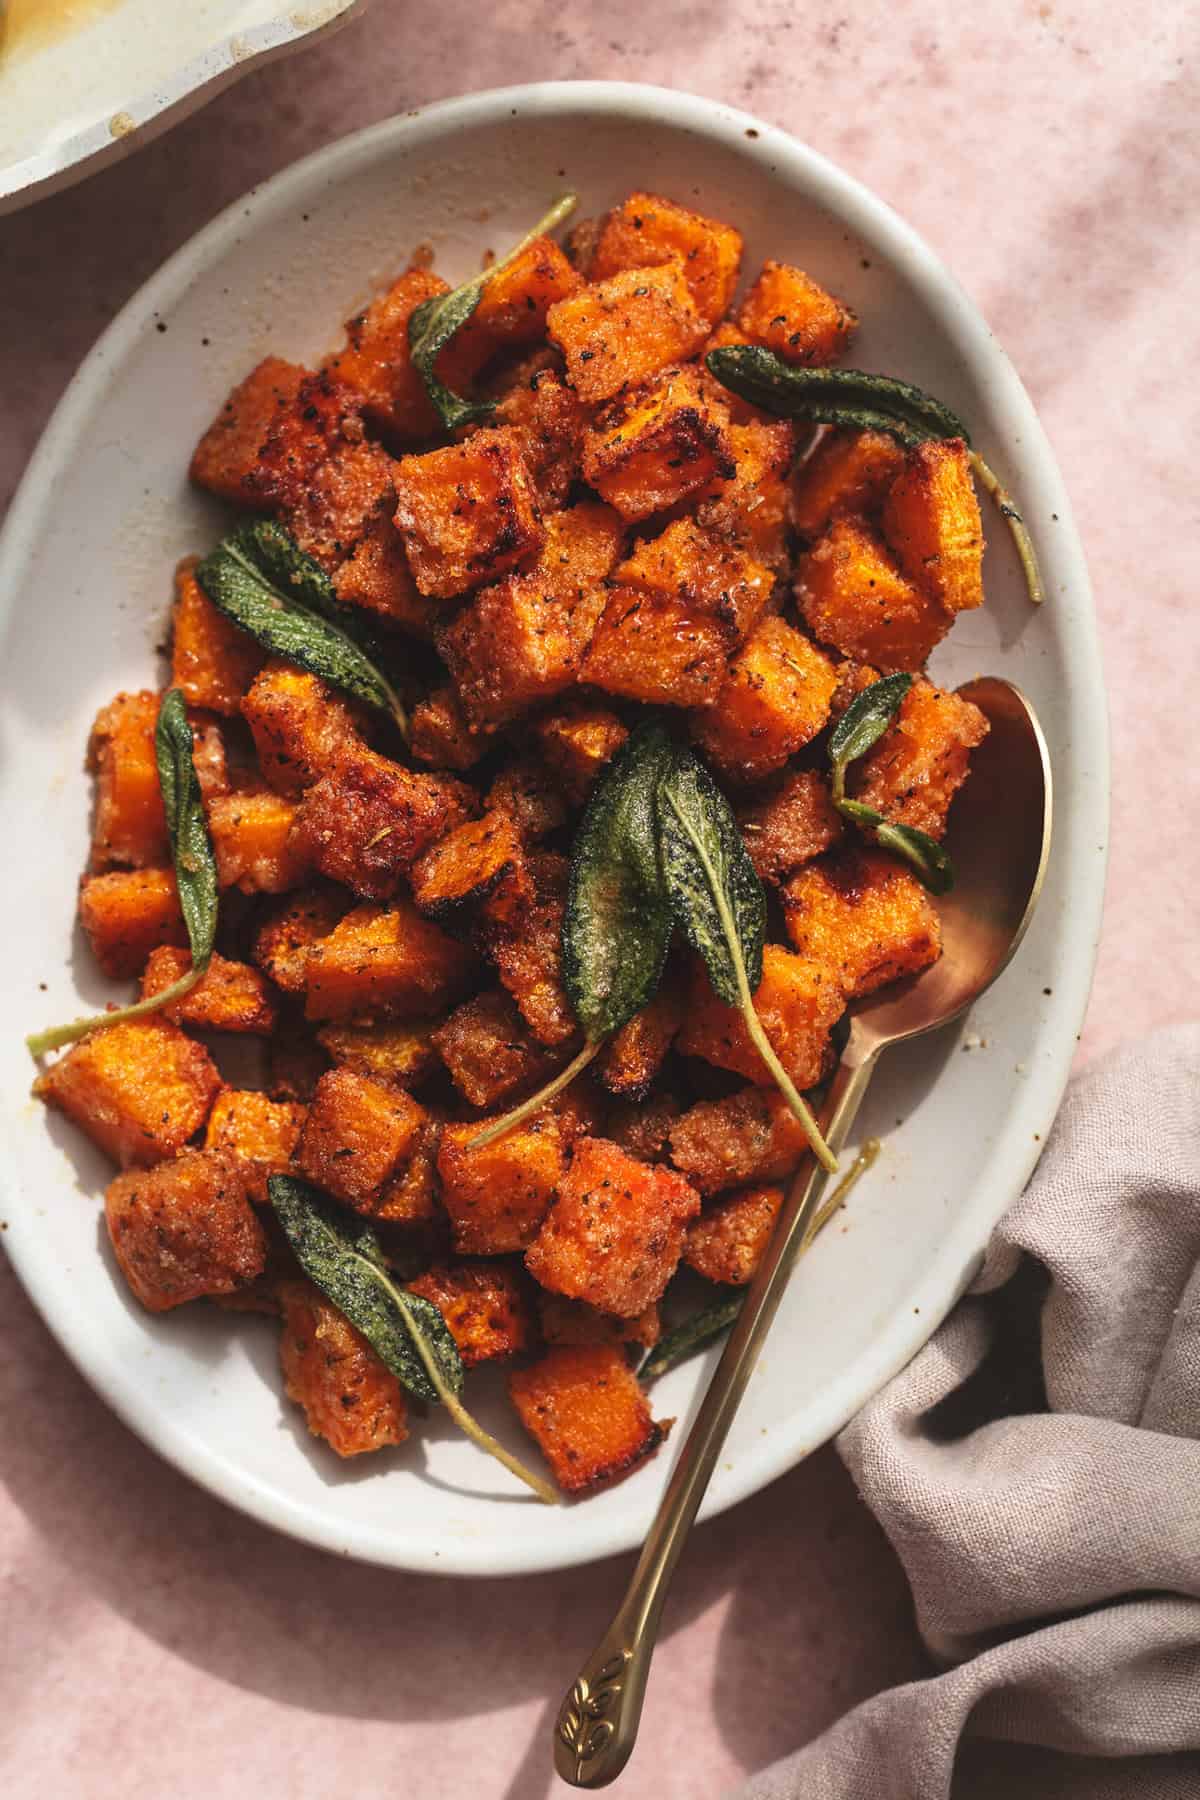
[{"left": 0, "top": 4, "right": 1193, "bottom": 1795}]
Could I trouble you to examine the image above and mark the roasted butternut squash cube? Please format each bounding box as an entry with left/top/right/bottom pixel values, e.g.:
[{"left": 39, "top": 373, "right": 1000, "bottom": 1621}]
[
  {"left": 295, "top": 1068, "right": 426, "bottom": 1211},
  {"left": 140, "top": 947, "right": 278, "bottom": 1034},
  {"left": 495, "top": 366, "right": 588, "bottom": 509},
  {"left": 615, "top": 516, "right": 776, "bottom": 649},
  {"left": 735, "top": 769, "right": 843, "bottom": 884},
  {"left": 284, "top": 438, "right": 398, "bottom": 571},
  {"left": 407, "top": 1261, "right": 534, "bottom": 1367},
  {"left": 204, "top": 1089, "right": 307, "bottom": 1203},
  {"left": 783, "top": 850, "right": 942, "bottom": 998},
  {"left": 582, "top": 365, "right": 734, "bottom": 519},
  {"left": 737, "top": 261, "right": 856, "bottom": 366},
  {"left": 314, "top": 1018, "right": 439, "bottom": 1089},
  {"left": 333, "top": 513, "right": 433, "bottom": 640},
  {"left": 482, "top": 880, "right": 577, "bottom": 1047},
  {"left": 591, "top": 192, "right": 742, "bottom": 330},
  {"left": 250, "top": 369, "right": 363, "bottom": 514},
  {"left": 829, "top": 656, "right": 884, "bottom": 720},
  {"left": 581, "top": 586, "right": 729, "bottom": 709},
  {"left": 78, "top": 868, "right": 187, "bottom": 979},
  {"left": 36, "top": 1017, "right": 220, "bottom": 1168},
  {"left": 410, "top": 685, "right": 495, "bottom": 771},
  {"left": 436, "top": 500, "right": 625, "bottom": 727},
  {"left": 437, "top": 1116, "right": 564, "bottom": 1254},
  {"left": 375, "top": 1116, "right": 444, "bottom": 1227},
  {"left": 669, "top": 1086, "right": 814, "bottom": 1196},
  {"left": 678, "top": 946, "right": 845, "bottom": 1091},
  {"left": 305, "top": 900, "right": 472, "bottom": 1022},
  {"left": 278, "top": 1277, "right": 408, "bottom": 1456},
  {"left": 797, "top": 516, "right": 951, "bottom": 672},
  {"left": 684, "top": 1185, "right": 784, "bottom": 1285},
  {"left": 882, "top": 437, "right": 985, "bottom": 614},
  {"left": 606, "top": 1090, "right": 683, "bottom": 1165},
  {"left": 189, "top": 356, "right": 309, "bottom": 504},
  {"left": 187, "top": 715, "right": 230, "bottom": 804},
  {"left": 323, "top": 265, "right": 448, "bottom": 440},
  {"left": 105, "top": 1150, "right": 265, "bottom": 1312},
  {"left": 291, "top": 747, "right": 476, "bottom": 901},
  {"left": 695, "top": 418, "right": 796, "bottom": 572},
  {"left": 451, "top": 236, "right": 583, "bottom": 370},
  {"left": 691, "top": 616, "right": 838, "bottom": 783},
  {"left": 252, "top": 884, "right": 351, "bottom": 993},
  {"left": 851, "top": 678, "right": 989, "bottom": 839},
  {"left": 509, "top": 1344, "right": 668, "bottom": 1495},
  {"left": 171, "top": 567, "right": 264, "bottom": 714},
  {"left": 534, "top": 703, "right": 629, "bottom": 804},
  {"left": 409, "top": 808, "right": 532, "bottom": 922},
  {"left": 547, "top": 260, "right": 707, "bottom": 402},
  {"left": 598, "top": 986, "right": 683, "bottom": 1100},
  {"left": 240, "top": 661, "right": 365, "bottom": 795},
  {"left": 539, "top": 1296, "right": 661, "bottom": 1350},
  {"left": 547, "top": 1076, "right": 609, "bottom": 1145},
  {"left": 525, "top": 1135, "right": 700, "bottom": 1316},
  {"left": 393, "top": 427, "right": 544, "bottom": 600},
  {"left": 790, "top": 427, "right": 907, "bottom": 539},
  {"left": 207, "top": 785, "right": 313, "bottom": 895},
  {"left": 431, "top": 988, "right": 562, "bottom": 1109},
  {"left": 487, "top": 755, "right": 569, "bottom": 842},
  {"left": 88, "top": 690, "right": 168, "bottom": 869}
]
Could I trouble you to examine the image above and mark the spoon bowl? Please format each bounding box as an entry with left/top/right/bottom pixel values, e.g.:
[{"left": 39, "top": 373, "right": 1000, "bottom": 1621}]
[{"left": 555, "top": 675, "right": 1053, "bottom": 1788}]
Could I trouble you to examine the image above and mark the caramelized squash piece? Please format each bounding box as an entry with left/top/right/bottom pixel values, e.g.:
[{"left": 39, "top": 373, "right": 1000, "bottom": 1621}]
[
  {"left": 678, "top": 946, "right": 845, "bottom": 1091},
  {"left": 582, "top": 585, "right": 729, "bottom": 709},
  {"left": 598, "top": 986, "right": 683, "bottom": 1100},
  {"left": 240, "top": 661, "right": 365, "bottom": 796},
  {"left": 695, "top": 418, "right": 796, "bottom": 573},
  {"left": 431, "top": 989, "right": 562, "bottom": 1110},
  {"left": 106, "top": 1150, "right": 266, "bottom": 1312},
  {"left": 509, "top": 1344, "right": 669, "bottom": 1494},
  {"left": 88, "top": 690, "right": 168, "bottom": 869},
  {"left": 393, "top": 427, "right": 545, "bottom": 600},
  {"left": 279, "top": 1277, "right": 408, "bottom": 1456},
  {"left": 305, "top": 900, "right": 473, "bottom": 1022},
  {"left": 495, "top": 366, "right": 588, "bottom": 509},
  {"left": 526, "top": 1135, "right": 700, "bottom": 1317},
  {"left": 35, "top": 1018, "right": 220, "bottom": 1168},
  {"left": 408, "top": 808, "right": 532, "bottom": 922},
  {"left": 140, "top": 947, "right": 278, "bottom": 1034},
  {"left": 410, "top": 685, "right": 496, "bottom": 772},
  {"left": 797, "top": 516, "right": 951, "bottom": 672},
  {"left": 737, "top": 261, "right": 856, "bottom": 366},
  {"left": 207, "top": 785, "right": 312, "bottom": 895},
  {"left": 783, "top": 851, "right": 942, "bottom": 998},
  {"left": 539, "top": 1295, "right": 661, "bottom": 1350},
  {"left": 252, "top": 884, "right": 351, "bottom": 994},
  {"left": 547, "top": 260, "right": 707, "bottom": 402},
  {"left": 615, "top": 515, "right": 775, "bottom": 649},
  {"left": 78, "top": 867, "right": 187, "bottom": 979},
  {"left": 189, "top": 356, "right": 309, "bottom": 504},
  {"left": 407, "top": 1261, "right": 534, "bottom": 1367},
  {"left": 315, "top": 1018, "right": 439, "bottom": 1090},
  {"left": 203, "top": 1089, "right": 307, "bottom": 1203},
  {"left": 735, "top": 769, "right": 843, "bottom": 885},
  {"left": 534, "top": 703, "right": 629, "bottom": 805},
  {"left": 292, "top": 748, "right": 476, "bottom": 901},
  {"left": 684, "top": 1185, "right": 785, "bottom": 1285},
  {"left": 591, "top": 192, "right": 742, "bottom": 330},
  {"left": 171, "top": 567, "right": 264, "bottom": 715},
  {"left": 487, "top": 755, "right": 569, "bottom": 843},
  {"left": 582, "top": 365, "right": 734, "bottom": 520},
  {"left": 375, "top": 1116, "right": 444, "bottom": 1227},
  {"left": 669, "top": 1086, "right": 815, "bottom": 1196},
  {"left": 790, "top": 427, "right": 906, "bottom": 539},
  {"left": 437, "top": 1116, "right": 564, "bottom": 1255},
  {"left": 882, "top": 437, "right": 984, "bottom": 615},
  {"left": 323, "top": 265, "right": 449, "bottom": 440},
  {"left": 691, "top": 616, "right": 838, "bottom": 784},
  {"left": 851, "top": 678, "right": 989, "bottom": 840},
  {"left": 295, "top": 1068, "right": 427, "bottom": 1212}
]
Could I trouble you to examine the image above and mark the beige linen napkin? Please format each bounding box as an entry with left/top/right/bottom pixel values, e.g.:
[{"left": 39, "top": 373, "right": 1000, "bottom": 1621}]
[{"left": 743, "top": 1025, "right": 1200, "bottom": 1799}]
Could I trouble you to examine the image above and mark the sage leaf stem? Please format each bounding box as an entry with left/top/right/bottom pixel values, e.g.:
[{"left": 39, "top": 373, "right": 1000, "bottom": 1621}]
[
  {"left": 409, "top": 193, "right": 577, "bottom": 433},
  {"left": 464, "top": 1038, "right": 602, "bottom": 1152},
  {"left": 837, "top": 800, "right": 955, "bottom": 894}
]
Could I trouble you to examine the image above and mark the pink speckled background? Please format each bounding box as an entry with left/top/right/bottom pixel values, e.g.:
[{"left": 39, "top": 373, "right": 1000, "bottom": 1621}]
[{"left": 1, "top": 4, "right": 1195, "bottom": 1796}]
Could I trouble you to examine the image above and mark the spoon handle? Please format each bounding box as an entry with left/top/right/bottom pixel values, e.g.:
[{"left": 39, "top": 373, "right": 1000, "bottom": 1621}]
[{"left": 553, "top": 1048, "right": 881, "bottom": 1789}]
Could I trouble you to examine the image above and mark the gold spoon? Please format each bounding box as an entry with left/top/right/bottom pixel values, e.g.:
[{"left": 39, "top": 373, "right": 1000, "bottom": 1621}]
[{"left": 553, "top": 675, "right": 1052, "bottom": 1788}]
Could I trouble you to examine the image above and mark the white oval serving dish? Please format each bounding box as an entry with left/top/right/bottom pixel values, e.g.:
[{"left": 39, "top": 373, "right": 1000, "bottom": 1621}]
[{"left": 0, "top": 81, "right": 1107, "bottom": 1575}]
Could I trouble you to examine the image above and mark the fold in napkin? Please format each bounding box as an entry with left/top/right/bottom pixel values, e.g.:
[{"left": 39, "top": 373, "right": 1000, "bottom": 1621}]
[{"left": 743, "top": 1026, "right": 1200, "bottom": 1800}]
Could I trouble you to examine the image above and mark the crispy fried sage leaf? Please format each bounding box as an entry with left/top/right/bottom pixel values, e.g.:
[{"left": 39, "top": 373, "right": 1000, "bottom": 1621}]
[
  {"left": 706, "top": 345, "right": 1045, "bottom": 604},
  {"left": 156, "top": 686, "right": 218, "bottom": 972},
  {"left": 196, "top": 519, "right": 408, "bottom": 735},
  {"left": 838, "top": 801, "right": 955, "bottom": 894},
  {"left": 705, "top": 345, "right": 968, "bottom": 446},
  {"left": 409, "top": 193, "right": 577, "bottom": 433},
  {"left": 828, "top": 672, "right": 912, "bottom": 803},
  {"left": 269, "top": 1175, "right": 558, "bottom": 1501},
  {"left": 468, "top": 721, "right": 676, "bottom": 1150},
  {"left": 26, "top": 689, "right": 219, "bottom": 1054},
  {"left": 656, "top": 746, "right": 837, "bottom": 1172}
]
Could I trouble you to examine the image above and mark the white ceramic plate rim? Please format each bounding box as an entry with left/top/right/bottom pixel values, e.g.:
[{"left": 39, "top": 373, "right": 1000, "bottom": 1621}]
[
  {"left": 0, "top": 0, "right": 365, "bottom": 215},
  {"left": 0, "top": 80, "right": 1108, "bottom": 1576}
]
